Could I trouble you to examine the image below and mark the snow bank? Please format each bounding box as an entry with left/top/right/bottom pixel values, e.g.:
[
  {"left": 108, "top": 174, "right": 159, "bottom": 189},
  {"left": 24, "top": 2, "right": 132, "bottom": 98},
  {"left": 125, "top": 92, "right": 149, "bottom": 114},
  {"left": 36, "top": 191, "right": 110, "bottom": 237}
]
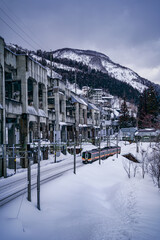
[{"left": 0, "top": 142, "right": 160, "bottom": 240}]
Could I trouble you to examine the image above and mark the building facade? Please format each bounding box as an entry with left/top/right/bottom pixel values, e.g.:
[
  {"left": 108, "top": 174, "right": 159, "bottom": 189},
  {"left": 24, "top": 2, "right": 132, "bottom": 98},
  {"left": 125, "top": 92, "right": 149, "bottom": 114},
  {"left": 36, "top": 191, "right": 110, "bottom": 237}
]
[{"left": 0, "top": 37, "right": 100, "bottom": 176}]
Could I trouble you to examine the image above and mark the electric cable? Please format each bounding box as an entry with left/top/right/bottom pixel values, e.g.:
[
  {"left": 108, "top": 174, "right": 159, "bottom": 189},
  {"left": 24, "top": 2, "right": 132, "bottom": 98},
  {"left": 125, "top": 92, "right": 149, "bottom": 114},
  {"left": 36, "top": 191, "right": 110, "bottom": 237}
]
[
  {"left": 0, "top": 6, "right": 43, "bottom": 50},
  {"left": 0, "top": 15, "right": 37, "bottom": 51}
]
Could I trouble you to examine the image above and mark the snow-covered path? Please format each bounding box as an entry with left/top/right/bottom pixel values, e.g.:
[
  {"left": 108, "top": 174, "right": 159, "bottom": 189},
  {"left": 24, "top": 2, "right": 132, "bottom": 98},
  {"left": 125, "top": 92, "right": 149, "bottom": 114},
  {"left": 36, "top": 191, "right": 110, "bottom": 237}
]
[{"left": 0, "top": 142, "right": 160, "bottom": 240}]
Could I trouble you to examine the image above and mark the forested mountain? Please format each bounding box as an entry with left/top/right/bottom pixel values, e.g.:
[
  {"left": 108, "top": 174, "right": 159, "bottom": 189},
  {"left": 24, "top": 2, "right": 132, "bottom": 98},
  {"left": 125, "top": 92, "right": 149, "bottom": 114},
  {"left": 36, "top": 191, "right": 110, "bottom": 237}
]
[{"left": 7, "top": 44, "right": 160, "bottom": 105}]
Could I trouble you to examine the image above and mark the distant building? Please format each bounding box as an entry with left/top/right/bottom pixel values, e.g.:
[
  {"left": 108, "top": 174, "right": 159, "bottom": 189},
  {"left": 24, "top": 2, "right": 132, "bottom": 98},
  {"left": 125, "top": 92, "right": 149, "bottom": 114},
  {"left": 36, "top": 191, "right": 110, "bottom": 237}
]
[
  {"left": 92, "top": 88, "right": 103, "bottom": 104},
  {"left": 119, "top": 127, "right": 137, "bottom": 141},
  {"left": 135, "top": 128, "right": 160, "bottom": 142}
]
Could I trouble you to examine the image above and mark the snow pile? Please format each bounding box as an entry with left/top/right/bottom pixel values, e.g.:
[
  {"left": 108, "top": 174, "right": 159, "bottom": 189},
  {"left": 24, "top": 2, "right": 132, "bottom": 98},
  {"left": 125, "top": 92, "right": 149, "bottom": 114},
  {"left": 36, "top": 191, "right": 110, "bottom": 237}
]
[{"left": 0, "top": 142, "right": 160, "bottom": 240}]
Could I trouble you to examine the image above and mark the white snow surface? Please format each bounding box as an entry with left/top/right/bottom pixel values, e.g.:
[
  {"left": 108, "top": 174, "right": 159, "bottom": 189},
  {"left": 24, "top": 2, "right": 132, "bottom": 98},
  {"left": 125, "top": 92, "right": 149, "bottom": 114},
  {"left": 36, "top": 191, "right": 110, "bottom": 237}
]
[
  {"left": 66, "top": 81, "right": 83, "bottom": 95},
  {"left": 52, "top": 49, "right": 147, "bottom": 93},
  {"left": 0, "top": 142, "right": 160, "bottom": 240}
]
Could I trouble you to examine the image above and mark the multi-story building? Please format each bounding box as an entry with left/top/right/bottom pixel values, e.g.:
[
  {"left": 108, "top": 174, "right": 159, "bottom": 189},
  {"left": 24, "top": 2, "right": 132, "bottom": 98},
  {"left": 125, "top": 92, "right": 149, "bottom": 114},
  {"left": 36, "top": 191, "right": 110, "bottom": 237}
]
[
  {"left": 48, "top": 77, "right": 100, "bottom": 144},
  {"left": 89, "top": 88, "right": 120, "bottom": 139},
  {"left": 0, "top": 37, "right": 100, "bottom": 176}
]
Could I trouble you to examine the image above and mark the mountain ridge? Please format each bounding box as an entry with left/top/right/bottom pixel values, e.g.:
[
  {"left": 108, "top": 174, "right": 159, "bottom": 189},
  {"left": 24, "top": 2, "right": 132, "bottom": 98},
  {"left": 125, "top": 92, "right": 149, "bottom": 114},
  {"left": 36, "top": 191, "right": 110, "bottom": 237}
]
[
  {"left": 6, "top": 43, "right": 160, "bottom": 104},
  {"left": 51, "top": 47, "right": 153, "bottom": 93}
]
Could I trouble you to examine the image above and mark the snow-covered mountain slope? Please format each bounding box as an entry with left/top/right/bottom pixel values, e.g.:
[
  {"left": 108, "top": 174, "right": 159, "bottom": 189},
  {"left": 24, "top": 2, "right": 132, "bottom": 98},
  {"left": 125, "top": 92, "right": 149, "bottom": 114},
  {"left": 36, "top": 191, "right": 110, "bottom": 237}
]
[
  {"left": 6, "top": 43, "right": 160, "bottom": 96},
  {"left": 52, "top": 48, "right": 151, "bottom": 93}
]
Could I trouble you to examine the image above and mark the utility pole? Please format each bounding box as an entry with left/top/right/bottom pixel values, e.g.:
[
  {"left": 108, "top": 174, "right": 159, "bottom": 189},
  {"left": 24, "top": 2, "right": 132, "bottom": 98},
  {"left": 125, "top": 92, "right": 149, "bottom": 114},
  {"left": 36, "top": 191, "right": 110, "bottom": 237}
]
[
  {"left": 73, "top": 127, "right": 77, "bottom": 174},
  {"left": 99, "top": 134, "right": 101, "bottom": 165},
  {"left": 80, "top": 134, "right": 82, "bottom": 156},
  {"left": 107, "top": 129, "right": 109, "bottom": 147},
  {"left": 2, "top": 144, "right": 6, "bottom": 177},
  {"left": 73, "top": 127, "right": 76, "bottom": 174},
  {"left": 54, "top": 142, "right": 57, "bottom": 163},
  {"left": 50, "top": 49, "right": 52, "bottom": 78},
  {"left": 27, "top": 143, "right": 31, "bottom": 202},
  {"left": 74, "top": 141, "right": 76, "bottom": 174},
  {"left": 136, "top": 138, "right": 139, "bottom": 153},
  {"left": 54, "top": 133, "right": 57, "bottom": 163},
  {"left": 75, "top": 70, "right": 77, "bottom": 94},
  {"left": 27, "top": 155, "right": 31, "bottom": 202},
  {"left": 116, "top": 134, "right": 119, "bottom": 158},
  {"left": 13, "top": 144, "right": 16, "bottom": 174},
  {"left": 37, "top": 140, "right": 40, "bottom": 210}
]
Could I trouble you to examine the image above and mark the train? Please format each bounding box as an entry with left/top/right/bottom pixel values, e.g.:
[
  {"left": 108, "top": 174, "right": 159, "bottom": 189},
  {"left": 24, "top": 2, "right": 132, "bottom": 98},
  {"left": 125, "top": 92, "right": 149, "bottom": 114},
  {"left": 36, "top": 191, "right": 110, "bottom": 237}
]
[{"left": 82, "top": 146, "right": 121, "bottom": 164}]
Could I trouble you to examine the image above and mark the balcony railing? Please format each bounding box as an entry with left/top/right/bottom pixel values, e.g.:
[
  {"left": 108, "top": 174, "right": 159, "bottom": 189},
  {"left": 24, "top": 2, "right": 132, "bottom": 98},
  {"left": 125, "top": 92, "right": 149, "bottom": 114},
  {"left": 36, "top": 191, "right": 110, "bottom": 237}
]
[
  {"left": 87, "top": 118, "right": 92, "bottom": 125},
  {"left": 5, "top": 98, "right": 22, "bottom": 115},
  {"left": 66, "top": 116, "right": 75, "bottom": 124}
]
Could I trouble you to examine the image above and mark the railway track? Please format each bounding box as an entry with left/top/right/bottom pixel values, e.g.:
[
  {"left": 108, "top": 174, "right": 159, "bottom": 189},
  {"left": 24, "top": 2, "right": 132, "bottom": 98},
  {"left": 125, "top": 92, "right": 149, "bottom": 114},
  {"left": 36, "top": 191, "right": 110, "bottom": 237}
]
[{"left": 0, "top": 158, "right": 83, "bottom": 207}]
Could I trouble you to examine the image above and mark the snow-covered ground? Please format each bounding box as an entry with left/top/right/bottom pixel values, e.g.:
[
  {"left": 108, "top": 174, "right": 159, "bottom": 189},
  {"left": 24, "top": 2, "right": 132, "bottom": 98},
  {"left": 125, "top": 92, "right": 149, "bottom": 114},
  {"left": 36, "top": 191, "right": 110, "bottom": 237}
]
[{"left": 0, "top": 142, "right": 160, "bottom": 240}]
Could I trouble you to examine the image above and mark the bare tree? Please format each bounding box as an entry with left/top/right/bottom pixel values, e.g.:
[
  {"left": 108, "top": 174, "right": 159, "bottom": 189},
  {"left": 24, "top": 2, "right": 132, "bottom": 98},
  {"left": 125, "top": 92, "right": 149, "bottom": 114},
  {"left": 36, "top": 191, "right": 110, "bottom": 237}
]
[
  {"left": 132, "top": 162, "right": 139, "bottom": 177},
  {"left": 138, "top": 148, "right": 148, "bottom": 178},
  {"left": 122, "top": 158, "right": 133, "bottom": 178},
  {"left": 148, "top": 143, "right": 160, "bottom": 188}
]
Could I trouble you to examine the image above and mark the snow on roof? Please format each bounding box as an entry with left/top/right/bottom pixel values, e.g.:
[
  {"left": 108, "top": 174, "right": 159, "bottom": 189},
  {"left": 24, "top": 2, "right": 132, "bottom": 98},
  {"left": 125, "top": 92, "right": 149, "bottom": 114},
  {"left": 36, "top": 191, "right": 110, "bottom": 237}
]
[
  {"left": 27, "top": 106, "right": 38, "bottom": 115},
  {"left": 38, "top": 109, "right": 47, "bottom": 117},
  {"left": 66, "top": 82, "right": 83, "bottom": 95},
  {"left": 59, "top": 122, "right": 68, "bottom": 126},
  {"left": 88, "top": 102, "right": 99, "bottom": 111},
  {"left": 93, "top": 126, "right": 100, "bottom": 128},
  {"left": 71, "top": 95, "right": 88, "bottom": 106},
  {"left": 138, "top": 128, "right": 156, "bottom": 132},
  {"left": 135, "top": 128, "right": 159, "bottom": 136},
  {"left": 94, "top": 88, "right": 102, "bottom": 91},
  {"left": 113, "top": 109, "right": 120, "bottom": 117},
  {"left": 46, "top": 67, "right": 62, "bottom": 79},
  {"left": 59, "top": 91, "right": 64, "bottom": 95},
  {"left": 120, "top": 127, "right": 137, "bottom": 133},
  {"left": 78, "top": 124, "right": 88, "bottom": 127}
]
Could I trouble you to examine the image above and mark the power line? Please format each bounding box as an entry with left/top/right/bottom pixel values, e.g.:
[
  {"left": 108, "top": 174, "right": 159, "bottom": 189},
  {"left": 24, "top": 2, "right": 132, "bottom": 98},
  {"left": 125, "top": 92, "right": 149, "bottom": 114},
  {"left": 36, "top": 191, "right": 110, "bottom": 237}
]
[
  {"left": 0, "top": 6, "right": 43, "bottom": 50},
  {"left": 0, "top": 15, "right": 37, "bottom": 51},
  {"left": 0, "top": 0, "right": 45, "bottom": 49}
]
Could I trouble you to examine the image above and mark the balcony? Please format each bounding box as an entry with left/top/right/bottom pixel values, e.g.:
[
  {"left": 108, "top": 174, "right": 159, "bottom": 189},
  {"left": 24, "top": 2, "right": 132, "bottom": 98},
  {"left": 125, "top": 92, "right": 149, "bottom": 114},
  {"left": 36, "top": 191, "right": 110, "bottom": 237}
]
[
  {"left": 112, "top": 120, "right": 119, "bottom": 126},
  {"left": 104, "top": 120, "right": 112, "bottom": 126},
  {"left": 48, "top": 110, "right": 55, "bottom": 121},
  {"left": 87, "top": 118, "right": 92, "bottom": 125},
  {"left": 66, "top": 116, "right": 75, "bottom": 124},
  {"left": 5, "top": 99, "right": 22, "bottom": 115}
]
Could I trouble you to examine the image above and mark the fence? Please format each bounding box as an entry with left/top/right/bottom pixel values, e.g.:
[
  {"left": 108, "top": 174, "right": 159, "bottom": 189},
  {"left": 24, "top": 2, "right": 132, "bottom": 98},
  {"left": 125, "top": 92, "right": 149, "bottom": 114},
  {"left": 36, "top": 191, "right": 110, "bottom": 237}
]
[{"left": 0, "top": 141, "right": 68, "bottom": 177}]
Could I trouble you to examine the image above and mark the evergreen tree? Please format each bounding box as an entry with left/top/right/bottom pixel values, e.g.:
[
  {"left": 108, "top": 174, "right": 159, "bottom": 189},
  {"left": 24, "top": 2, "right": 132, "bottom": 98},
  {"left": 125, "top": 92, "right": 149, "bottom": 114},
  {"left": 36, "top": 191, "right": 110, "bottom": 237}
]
[
  {"left": 119, "top": 98, "right": 130, "bottom": 128},
  {"left": 138, "top": 86, "right": 159, "bottom": 128}
]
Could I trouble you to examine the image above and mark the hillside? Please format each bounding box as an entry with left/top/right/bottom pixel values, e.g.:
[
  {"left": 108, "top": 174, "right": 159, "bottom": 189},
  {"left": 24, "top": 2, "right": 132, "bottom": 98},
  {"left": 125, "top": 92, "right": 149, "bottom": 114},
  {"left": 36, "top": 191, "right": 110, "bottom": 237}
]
[
  {"left": 7, "top": 44, "right": 160, "bottom": 104},
  {"left": 52, "top": 48, "right": 148, "bottom": 92}
]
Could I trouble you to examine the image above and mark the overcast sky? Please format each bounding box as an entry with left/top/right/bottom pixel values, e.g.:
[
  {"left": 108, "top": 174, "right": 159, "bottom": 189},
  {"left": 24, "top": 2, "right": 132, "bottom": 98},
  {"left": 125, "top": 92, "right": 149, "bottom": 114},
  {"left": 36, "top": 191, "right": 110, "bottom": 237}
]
[{"left": 0, "top": 0, "right": 160, "bottom": 84}]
